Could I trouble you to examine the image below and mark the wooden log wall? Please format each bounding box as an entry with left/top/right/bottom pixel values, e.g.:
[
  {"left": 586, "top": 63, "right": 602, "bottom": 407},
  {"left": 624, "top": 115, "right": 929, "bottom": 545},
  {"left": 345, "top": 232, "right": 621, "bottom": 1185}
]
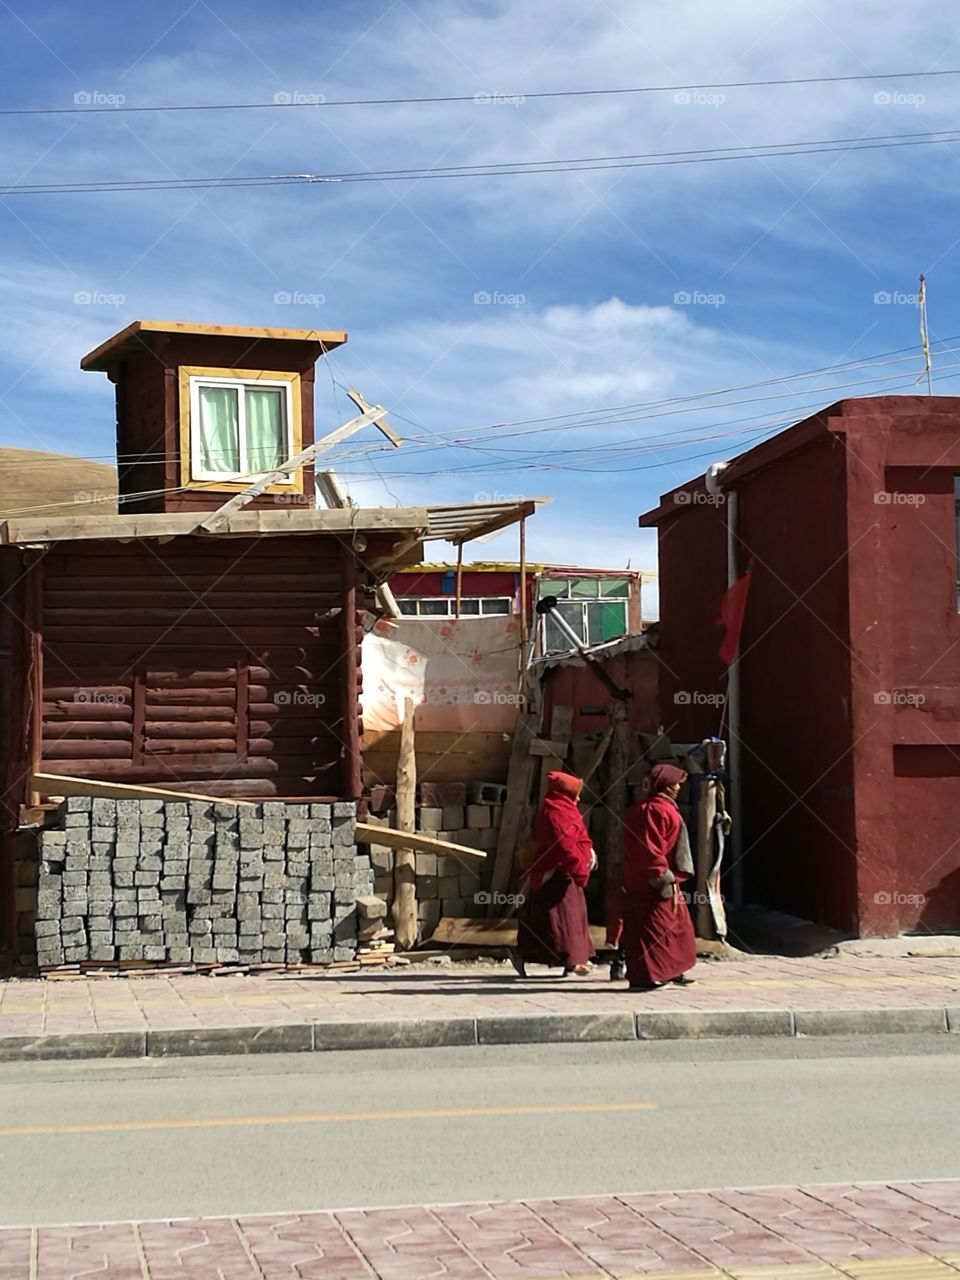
[{"left": 35, "top": 535, "right": 360, "bottom": 798}]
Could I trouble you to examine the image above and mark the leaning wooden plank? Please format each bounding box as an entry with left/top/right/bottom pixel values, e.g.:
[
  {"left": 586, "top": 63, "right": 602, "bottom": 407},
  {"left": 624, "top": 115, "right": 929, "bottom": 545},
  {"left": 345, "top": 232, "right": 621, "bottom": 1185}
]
[
  {"left": 487, "top": 709, "right": 539, "bottom": 910},
  {"left": 355, "top": 822, "right": 486, "bottom": 862},
  {"left": 536, "top": 705, "right": 574, "bottom": 807},
  {"left": 32, "top": 772, "right": 256, "bottom": 806},
  {"left": 432, "top": 916, "right": 519, "bottom": 947},
  {"left": 528, "top": 737, "right": 569, "bottom": 758},
  {"left": 432, "top": 917, "right": 608, "bottom": 948}
]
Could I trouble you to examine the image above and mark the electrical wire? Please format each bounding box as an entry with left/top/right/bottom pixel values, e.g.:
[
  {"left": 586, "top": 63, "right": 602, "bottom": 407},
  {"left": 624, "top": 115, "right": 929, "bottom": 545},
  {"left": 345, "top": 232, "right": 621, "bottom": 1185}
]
[
  {"left": 5, "top": 334, "right": 944, "bottom": 476},
  {"left": 5, "top": 66, "right": 960, "bottom": 116},
  {"left": 6, "top": 127, "right": 960, "bottom": 196}
]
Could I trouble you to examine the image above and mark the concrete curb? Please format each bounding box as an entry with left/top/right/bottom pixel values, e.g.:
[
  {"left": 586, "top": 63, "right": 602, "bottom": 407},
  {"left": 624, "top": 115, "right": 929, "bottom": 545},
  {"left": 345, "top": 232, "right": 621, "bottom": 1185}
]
[{"left": 0, "top": 1005, "right": 955, "bottom": 1062}]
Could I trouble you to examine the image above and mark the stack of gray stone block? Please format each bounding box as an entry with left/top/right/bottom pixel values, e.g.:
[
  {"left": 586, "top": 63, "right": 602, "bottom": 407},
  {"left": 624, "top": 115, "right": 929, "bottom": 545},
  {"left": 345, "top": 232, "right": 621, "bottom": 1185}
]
[
  {"left": 33, "top": 796, "right": 371, "bottom": 969},
  {"left": 364, "top": 801, "right": 499, "bottom": 938}
]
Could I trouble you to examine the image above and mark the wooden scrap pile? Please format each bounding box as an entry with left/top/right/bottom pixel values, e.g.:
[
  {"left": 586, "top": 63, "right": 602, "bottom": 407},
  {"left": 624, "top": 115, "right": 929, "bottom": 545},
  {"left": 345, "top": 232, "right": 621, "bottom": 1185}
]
[{"left": 355, "top": 894, "right": 396, "bottom": 964}]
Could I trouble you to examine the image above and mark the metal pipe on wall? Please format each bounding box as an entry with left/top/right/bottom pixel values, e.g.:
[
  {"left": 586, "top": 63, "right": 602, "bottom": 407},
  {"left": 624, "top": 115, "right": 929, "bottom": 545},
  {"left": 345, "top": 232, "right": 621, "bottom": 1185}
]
[{"left": 726, "top": 489, "right": 744, "bottom": 905}]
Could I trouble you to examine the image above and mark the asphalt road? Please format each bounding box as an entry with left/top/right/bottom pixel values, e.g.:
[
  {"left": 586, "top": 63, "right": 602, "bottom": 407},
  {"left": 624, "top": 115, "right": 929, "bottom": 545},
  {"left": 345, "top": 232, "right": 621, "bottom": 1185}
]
[{"left": 2, "top": 1035, "right": 959, "bottom": 1226}]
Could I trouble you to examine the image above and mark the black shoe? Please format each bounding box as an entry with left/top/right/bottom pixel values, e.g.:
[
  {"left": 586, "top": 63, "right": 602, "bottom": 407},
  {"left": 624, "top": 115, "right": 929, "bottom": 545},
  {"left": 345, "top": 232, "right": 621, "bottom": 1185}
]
[
  {"left": 672, "top": 974, "right": 696, "bottom": 986},
  {"left": 509, "top": 950, "right": 527, "bottom": 978},
  {"left": 628, "top": 981, "right": 664, "bottom": 991},
  {"left": 609, "top": 957, "right": 626, "bottom": 982}
]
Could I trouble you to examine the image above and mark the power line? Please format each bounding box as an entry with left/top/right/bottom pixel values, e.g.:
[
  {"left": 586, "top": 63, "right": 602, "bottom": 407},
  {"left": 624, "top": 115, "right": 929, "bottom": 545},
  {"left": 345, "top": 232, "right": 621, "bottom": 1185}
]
[
  {"left": 5, "top": 67, "right": 960, "bottom": 117},
  {"left": 6, "top": 127, "right": 960, "bottom": 196},
  {"left": 2, "top": 336, "right": 950, "bottom": 474}
]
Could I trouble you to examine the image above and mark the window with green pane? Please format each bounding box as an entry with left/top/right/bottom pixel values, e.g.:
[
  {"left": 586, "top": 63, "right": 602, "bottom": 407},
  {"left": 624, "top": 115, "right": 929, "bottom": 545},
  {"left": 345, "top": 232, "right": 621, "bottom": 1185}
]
[
  {"left": 587, "top": 600, "right": 627, "bottom": 641},
  {"left": 192, "top": 377, "right": 292, "bottom": 479}
]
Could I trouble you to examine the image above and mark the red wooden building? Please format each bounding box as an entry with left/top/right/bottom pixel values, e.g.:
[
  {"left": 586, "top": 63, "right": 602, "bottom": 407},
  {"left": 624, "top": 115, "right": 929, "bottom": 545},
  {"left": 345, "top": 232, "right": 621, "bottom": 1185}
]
[
  {"left": 0, "top": 321, "right": 539, "bottom": 958},
  {"left": 641, "top": 396, "right": 960, "bottom": 936}
]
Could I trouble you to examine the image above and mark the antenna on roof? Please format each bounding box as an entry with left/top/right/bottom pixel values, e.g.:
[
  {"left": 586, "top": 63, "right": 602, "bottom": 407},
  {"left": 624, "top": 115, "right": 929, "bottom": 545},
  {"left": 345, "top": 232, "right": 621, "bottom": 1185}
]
[{"left": 917, "top": 273, "right": 933, "bottom": 396}]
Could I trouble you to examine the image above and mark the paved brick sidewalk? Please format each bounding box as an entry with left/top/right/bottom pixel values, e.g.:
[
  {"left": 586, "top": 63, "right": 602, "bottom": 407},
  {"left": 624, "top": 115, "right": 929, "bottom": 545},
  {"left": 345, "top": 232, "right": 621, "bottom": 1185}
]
[
  {"left": 1, "top": 954, "right": 959, "bottom": 1034},
  {"left": 5, "top": 1180, "right": 960, "bottom": 1277}
]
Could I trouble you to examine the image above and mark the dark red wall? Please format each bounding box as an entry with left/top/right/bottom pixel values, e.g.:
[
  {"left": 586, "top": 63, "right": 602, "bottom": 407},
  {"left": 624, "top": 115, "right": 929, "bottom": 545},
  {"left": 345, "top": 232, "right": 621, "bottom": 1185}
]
[
  {"left": 735, "top": 432, "right": 855, "bottom": 929},
  {"left": 843, "top": 402, "right": 960, "bottom": 933},
  {"left": 541, "top": 646, "right": 660, "bottom": 738},
  {"left": 646, "top": 396, "right": 960, "bottom": 936}
]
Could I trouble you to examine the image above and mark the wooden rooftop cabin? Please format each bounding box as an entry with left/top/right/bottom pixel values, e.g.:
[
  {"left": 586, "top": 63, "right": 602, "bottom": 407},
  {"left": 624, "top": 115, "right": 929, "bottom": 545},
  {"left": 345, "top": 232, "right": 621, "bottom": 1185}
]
[{"left": 0, "top": 320, "right": 540, "bottom": 816}]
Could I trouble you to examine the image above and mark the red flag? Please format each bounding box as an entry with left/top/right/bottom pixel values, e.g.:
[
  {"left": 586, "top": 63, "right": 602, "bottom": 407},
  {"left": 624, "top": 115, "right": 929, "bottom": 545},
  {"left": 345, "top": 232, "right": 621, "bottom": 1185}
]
[{"left": 716, "top": 569, "right": 752, "bottom": 665}]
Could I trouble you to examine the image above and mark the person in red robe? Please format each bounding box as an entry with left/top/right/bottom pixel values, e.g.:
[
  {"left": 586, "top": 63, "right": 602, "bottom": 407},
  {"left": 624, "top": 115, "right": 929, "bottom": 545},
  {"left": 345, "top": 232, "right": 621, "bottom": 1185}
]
[
  {"left": 511, "top": 770, "right": 597, "bottom": 977},
  {"left": 620, "top": 763, "right": 697, "bottom": 990}
]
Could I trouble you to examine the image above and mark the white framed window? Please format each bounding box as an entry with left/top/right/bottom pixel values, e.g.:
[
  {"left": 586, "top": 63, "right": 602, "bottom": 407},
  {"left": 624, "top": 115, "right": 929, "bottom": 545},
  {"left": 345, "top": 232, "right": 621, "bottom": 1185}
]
[
  {"left": 397, "top": 596, "right": 513, "bottom": 617},
  {"left": 538, "top": 578, "right": 630, "bottom": 652},
  {"left": 189, "top": 376, "right": 295, "bottom": 481}
]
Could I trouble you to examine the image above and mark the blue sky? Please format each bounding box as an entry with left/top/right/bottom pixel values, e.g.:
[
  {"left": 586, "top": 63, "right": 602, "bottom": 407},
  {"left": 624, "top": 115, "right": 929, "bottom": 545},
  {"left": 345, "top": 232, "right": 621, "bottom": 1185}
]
[{"left": 3, "top": 0, "right": 960, "bottom": 586}]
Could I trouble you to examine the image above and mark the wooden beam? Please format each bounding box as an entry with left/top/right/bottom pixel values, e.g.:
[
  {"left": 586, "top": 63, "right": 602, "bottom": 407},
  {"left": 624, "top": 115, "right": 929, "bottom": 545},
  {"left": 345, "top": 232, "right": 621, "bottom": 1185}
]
[
  {"left": 355, "top": 823, "right": 486, "bottom": 862},
  {"left": 198, "top": 405, "right": 390, "bottom": 534},
  {"left": 433, "top": 916, "right": 607, "bottom": 948},
  {"left": 316, "top": 469, "right": 350, "bottom": 509},
  {"left": 319, "top": 469, "right": 402, "bottom": 620},
  {"left": 345, "top": 387, "right": 403, "bottom": 448},
  {"left": 0, "top": 507, "right": 429, "bottom": 546},
  {"left": 31, "top": 772, "right": 256, "bottom": 805},
  {"left": 448, "top": 501, "right": 538, "bottom": 547},
  {"left": 487, "top": 709, "right": 538, "bottom": 910},
  {"left": 340, "top": 540, "right": 362, "bottom": 800},
  {"left": 392, "top": 696, "right": 418, "bottom": 949},
  {"left": 455, "top": 543, "right": 463, "bottom": 619},
  {"left": 24, "top": 551, "right": 43, "bottom": 808},
  {"left": 519, "top": 516, "right": 528, "bottom": 648},
  {"left": 536, "top": 705, "right": 574, "bottom": 808},
  {"left": 602, "top": 702, "right": 631, "bottom": 903},
  {"left": 528, "top": 737, "right": 569, "bottom": 758}
]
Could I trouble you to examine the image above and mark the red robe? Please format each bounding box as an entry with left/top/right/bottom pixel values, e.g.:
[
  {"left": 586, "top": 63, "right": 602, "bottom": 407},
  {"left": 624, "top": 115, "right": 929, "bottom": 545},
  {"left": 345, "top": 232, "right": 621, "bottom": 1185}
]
[
  {"left": 622, "top": 793, "right": 697, "bottom": 985},
  {"left": 516, "top": 779, "right": 595, "bottom": 968}
]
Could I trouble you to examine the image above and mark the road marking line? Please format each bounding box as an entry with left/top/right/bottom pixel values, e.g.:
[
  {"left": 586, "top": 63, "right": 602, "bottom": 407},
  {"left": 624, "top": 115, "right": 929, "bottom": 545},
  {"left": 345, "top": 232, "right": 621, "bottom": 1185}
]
[{"left": 0, "top": 1100, "right": 657, "bottom": 1137}]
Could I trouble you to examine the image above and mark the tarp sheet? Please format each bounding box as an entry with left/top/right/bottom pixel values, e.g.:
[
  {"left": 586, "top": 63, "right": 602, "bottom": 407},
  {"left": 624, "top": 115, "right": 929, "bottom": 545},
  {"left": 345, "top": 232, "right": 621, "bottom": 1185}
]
[{"left": 362, "top": 615, "right": 523, "bottom": 733}]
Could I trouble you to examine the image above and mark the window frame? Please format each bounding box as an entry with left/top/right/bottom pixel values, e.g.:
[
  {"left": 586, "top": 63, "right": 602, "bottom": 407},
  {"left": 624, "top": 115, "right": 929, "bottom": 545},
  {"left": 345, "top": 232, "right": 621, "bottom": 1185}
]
[
  {"left": 178, "top": 366, "right": 303, "bottom": 493},
  {"left": 396, "top": 596, "right": 515, "bottom": 617},
  {"left": 537, "top": 578, "right": 630, "bottom": 651}
]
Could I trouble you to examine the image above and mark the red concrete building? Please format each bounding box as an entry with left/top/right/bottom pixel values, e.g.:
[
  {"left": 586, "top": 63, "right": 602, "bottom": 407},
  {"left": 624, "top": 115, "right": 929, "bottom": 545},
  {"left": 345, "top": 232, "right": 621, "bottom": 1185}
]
[{"left": 641, "top": 396, "right": 960, "bottom": 937}]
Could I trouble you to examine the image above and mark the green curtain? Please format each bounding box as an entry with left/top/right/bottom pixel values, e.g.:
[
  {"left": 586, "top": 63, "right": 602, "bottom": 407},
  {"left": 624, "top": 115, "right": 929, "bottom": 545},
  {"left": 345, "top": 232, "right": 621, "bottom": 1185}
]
[
  {"left": 198, "top": 386, "right": 239, "bottom": 472},
  {"left": 245, "top": 387, "right": 285, "bottom": 472}
]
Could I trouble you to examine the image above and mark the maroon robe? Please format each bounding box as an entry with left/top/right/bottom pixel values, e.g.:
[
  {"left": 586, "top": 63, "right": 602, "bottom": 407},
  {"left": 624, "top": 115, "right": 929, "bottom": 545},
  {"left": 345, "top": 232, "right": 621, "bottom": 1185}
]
[
  {"left": 622, "top": 791, "right": 697, "bottom": 985},
  {"left": 516, "top": 772, "right": 595, "bottom": 968}
]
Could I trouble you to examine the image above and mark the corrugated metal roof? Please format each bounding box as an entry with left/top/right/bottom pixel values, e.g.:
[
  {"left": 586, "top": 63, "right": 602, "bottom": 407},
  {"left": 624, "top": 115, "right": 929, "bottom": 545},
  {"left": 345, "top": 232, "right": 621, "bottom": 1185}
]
[
  {"left": 0, "top": 498, "right": 548, "bottom": 548},
  {"left": 425, "top": 498, "right": 549, "bottom": 544}
]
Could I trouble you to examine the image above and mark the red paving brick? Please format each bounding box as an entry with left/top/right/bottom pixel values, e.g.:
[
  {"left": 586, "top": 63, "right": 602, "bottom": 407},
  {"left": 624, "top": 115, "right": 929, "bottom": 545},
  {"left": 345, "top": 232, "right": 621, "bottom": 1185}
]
[
  {"left": 9, "top": 1180, "right": 960, "bottom": 1278},
  {"left": 527, "top": 1196, "right": 710, "bottom": 1275},
  {"left": 237, "top": 1212, "right": 372, "bottom": 1279}
]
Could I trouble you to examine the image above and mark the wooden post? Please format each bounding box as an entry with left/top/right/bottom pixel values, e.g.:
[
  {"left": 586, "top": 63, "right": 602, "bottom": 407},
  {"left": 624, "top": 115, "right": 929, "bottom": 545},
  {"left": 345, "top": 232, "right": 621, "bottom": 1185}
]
[
  {"left": 340, "top": 540, "right": 362, "bottom": 800},
  {"left": 603, "top": 702, "right": 630, "bottom": 905},
  {"left": 24, "top": 551, "right": 43, "bottom": 808},
  {"left": 455, "top": 543, "right": 463, "bottom": 620},
  {"left": 695, "top": 739, "right": 726, "bottom": 940},
  {"left": 393, "top": 695, "right": 418, "bottom": 949},
  {"left": 518, "top": 517, "right": 527, "bottom": 648}
]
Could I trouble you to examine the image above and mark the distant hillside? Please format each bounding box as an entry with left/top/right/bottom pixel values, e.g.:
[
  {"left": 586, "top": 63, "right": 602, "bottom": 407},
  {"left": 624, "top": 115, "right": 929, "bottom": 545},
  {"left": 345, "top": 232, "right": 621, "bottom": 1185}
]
[{"left": 0, "top": 448, "right": 118, "bottom": 519}]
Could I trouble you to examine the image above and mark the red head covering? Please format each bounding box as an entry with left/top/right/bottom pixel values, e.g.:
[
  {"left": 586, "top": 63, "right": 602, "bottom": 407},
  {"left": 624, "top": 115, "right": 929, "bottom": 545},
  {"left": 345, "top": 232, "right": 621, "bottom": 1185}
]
[
  {"left": 649, "top": 763, "right": 687, "bottom": 793},
  {"left": 545, "top": 770, "right": 581, "bottom": 799}
]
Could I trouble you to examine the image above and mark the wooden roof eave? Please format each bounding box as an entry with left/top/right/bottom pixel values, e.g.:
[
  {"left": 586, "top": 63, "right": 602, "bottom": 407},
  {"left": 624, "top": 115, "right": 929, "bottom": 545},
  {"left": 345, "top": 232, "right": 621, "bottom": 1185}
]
[
  {"left": 80, "top": 320, "right": 349, "bottom": 372},
  {"left": 0, "top": 506, "right": 430, "bottom": 547}
]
